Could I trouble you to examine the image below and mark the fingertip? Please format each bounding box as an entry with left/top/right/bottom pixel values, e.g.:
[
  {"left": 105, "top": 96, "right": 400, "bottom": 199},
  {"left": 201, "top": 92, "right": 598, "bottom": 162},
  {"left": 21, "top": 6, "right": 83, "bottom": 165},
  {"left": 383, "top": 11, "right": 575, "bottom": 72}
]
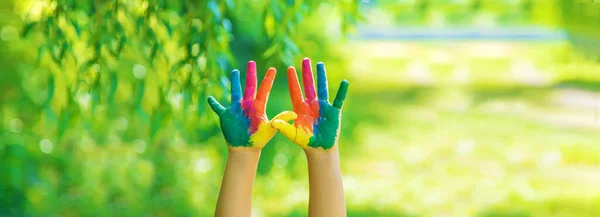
[
  {"left": 287, "top": 66, "right": 298, "bottom": 79},
  {"left": 317, "top": 62, "right": 325, "bottom": 72},
  {"left": 271, "top": 119, "right": 285, "bottom": 128},
  {"left": 247, "top": 60, "right": 256, "bottom": 68},
  {"left": 277, "top": 110, "right": 298, "bottom": 121},
  {"left": 247, "top": 61, "right": 257, "bottom": 75},
  {"left": 288, "top": 111, "right": 298, "bottom": 119},
  {"left": 231, "top": 69, "right": 240, "bottom": 78},
  {"left": 341, "top": 79, "right": 349, "bottom": 86},
  {"left": 267, "top": 67, "right": 277, "bottom": 75},
  {"left": 302, "top": 58, "right": 311, "bottom": 68},
  {"left": 287, "top": 66, "right": 296, "bottom": 74},
  {"left": 207, "top": 96, "right": 216, "bottom": 103}
]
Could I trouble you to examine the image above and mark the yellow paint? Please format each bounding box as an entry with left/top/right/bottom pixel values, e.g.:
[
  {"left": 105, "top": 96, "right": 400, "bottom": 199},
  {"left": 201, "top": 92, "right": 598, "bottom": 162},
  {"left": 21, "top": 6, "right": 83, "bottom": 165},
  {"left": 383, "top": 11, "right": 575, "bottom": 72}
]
[
  {"left": 271, "top": 119, "right": 314, "bottom": 148},
  {"left": 249, "top": 111, "right": 297, "bottom": 149}
]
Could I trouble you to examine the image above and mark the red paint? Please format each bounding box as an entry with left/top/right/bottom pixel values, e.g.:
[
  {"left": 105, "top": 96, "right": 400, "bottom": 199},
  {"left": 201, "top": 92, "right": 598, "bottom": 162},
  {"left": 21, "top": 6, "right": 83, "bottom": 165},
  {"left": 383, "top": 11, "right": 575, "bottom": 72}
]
[
  {"left": 242, "top": 100, "right": 264, "bottom": 134},
  {"left": 244, "top": 61, "right": 257, "bottom": 100},
  {"left": 288, "top": 61, "right": 320, "bottom": 134}
]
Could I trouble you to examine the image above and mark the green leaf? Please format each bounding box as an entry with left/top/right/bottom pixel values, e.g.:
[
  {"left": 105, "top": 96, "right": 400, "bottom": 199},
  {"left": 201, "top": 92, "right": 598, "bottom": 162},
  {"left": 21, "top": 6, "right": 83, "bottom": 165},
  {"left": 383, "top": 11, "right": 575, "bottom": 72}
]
[
  {"left": 225, "top": 0, "right": 235, "bottom": 9},
  {"left": 264, "top": 13, "right": 276, "bottom": 37},
  {"left": 78, "top": 61, "right": 96, "bottom": 74},
  {"left": 208, "top": 1, "right": 222, "bottom": 21},
  {"left": 46, "top": 74, "right": 55, "bottom": 105},
  {"left": 169, "top": 60, "right": 187, "bottom": 75},
  {"left": 21, "top": 22, "right": 37, "bottom": 37},
  {"left": 160, "top": 18, "right": 173, "bottom": 37},
  {"left": 270, "top": 0, "right": 283, "bottom": 21},
  {"left": 282, "top": 37, "right": 299, "bottom": 54},
  {"left": 36, "top": 45, "right": 47, "bottom": 65},
  {"left": 262, "top": 43, "right": 280, "bottom": 58}
]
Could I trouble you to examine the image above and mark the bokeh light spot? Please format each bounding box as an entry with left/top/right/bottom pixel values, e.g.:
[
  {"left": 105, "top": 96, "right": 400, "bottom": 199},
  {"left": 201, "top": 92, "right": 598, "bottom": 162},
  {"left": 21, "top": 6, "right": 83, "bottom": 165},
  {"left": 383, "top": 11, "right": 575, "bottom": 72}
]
[
  {"left": 1, "top": 26, "right": 18, "bottom": 41},
  {"left": 39, "top": 139, "right": 53, "bottom": 154},
  {"left": 133, "top": 64, "right": 147, "bottom": 79},
  {"left": 133, "top": 139, "right": 146, "bottom": 154},
  {"left": 274, "top": 153, "right": 288, "bottom": 168},
  {"left": 194, "top": 158, "right": 212, "bottom": 174},
  {"left": 9, "top": 118, "right": 23, "bottom": 133}
]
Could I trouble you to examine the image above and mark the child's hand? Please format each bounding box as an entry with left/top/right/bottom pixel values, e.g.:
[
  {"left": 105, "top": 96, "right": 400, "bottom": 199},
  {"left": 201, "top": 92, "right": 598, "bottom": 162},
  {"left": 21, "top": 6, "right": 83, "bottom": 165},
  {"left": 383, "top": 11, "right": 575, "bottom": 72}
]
[
  {"left": 272, "top": 58, "right": 349, "bottom": 151},
  {"left": 208, "top": 61, "right": 296, "bottom": 150}
]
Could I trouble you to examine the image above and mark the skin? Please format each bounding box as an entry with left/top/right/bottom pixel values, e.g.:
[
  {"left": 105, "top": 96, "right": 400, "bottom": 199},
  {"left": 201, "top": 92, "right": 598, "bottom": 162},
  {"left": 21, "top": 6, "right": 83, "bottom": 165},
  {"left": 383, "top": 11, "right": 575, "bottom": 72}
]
[
  {"left": 272, "top": 58, "right": 349, "bottom": 217},
  {"left": 208, "top": 61, "right": 296, "bottom": 149},
  {"left": 208, "top": 61, "right": 296, "bottom": 217}
]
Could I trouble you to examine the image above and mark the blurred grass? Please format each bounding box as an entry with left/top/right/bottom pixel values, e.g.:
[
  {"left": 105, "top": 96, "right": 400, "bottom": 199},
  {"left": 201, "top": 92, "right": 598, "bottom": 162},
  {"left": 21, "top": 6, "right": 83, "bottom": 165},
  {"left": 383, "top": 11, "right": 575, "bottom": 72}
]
[{"left": 329, "top": 40, "right": 600, "bottom": 217}]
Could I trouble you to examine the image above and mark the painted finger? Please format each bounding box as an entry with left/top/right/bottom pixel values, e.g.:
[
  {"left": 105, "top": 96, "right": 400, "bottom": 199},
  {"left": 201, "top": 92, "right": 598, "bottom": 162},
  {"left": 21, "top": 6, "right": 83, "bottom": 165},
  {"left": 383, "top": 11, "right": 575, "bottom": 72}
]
[
  {"left": 301, "top": 58, "right": 317, "bottom": 101},
  {"left": 207, "top": 96, "right": 226, "bottom": 115},
  {"left": 271, "top": 111, "right": 297, "bottom": 123},
  {"left": 231, "top": 69, "right": 242, "bottom": 103},
  {"left": 316, "top": 62, "right": 329, "bottom": 102},
  {"left": 256, "top": 67, "right": 276, "bottom": 102},
  {"left": 243, "top": 61, "right": 257, "bottom": 100},
  {"left": 287, "top": 66, "right": 304, "bottom": 106},
  {"left": 332, "top": 80, "right": 349, "bottom": 109},
  {"left": 271, "top": 119, "right": 297, "bottom": 142}
]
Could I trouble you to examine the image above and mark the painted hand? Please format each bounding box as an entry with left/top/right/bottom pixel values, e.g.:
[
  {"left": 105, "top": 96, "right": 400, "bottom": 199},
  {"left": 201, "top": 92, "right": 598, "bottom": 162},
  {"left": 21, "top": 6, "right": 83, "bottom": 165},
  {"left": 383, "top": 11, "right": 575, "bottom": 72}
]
[
  {"left": 272, "top": 58, "right": 349, "bottom": 151},
  {"left": 208, "top": 61, "right": 296, "bottom": 149}
]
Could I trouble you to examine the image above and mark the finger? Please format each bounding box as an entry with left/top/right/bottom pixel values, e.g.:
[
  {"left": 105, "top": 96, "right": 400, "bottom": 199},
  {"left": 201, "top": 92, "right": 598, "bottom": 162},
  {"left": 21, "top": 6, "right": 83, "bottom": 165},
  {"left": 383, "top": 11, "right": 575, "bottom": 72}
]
[
  {"left": 271, "top": 119, "right": 297, "bottom": 142},
  {"left": 271, "top": 111, "right": 297, "bottom": 123},
  {"left": 207, "top": 96, "right": 226, "bottom": 115},
  {"left": 256, "top": 67, "right": 276, "bottom": 102},
  {"left": 316, "top": 62, "right": 329, "bottom": 102},
  {"left": 332, "top": 80, "right": 349, "bottom": 109},
  {"left": 287, "top": 66, "right": 304, "bottom": 105},
  {"left": 243, "top": 61, "right": 257, "bottom": 100},
  {"left": 231, "top": 69, "right": 242, "bottom": 103},
  {"left": 301, "top": 58, "right": 317, "bottom": 101}
]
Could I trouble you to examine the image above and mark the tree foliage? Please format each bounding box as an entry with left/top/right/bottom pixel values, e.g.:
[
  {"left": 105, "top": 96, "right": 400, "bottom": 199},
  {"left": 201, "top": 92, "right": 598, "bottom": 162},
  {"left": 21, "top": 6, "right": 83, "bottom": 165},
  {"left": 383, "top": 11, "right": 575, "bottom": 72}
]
[
  {"left": 1, "top": 0, "right": 359, "bottom": 216},
  {"left": 559, "top": 0, "right": 600, "bottom": 60}
]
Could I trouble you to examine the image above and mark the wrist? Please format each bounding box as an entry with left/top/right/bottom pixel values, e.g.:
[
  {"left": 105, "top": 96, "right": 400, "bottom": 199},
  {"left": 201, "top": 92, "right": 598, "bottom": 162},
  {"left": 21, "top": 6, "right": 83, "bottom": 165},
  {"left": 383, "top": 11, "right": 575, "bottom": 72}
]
[
  {"left": 228, "top": 146, "right": 262, "bottom": 153},
  {"left": 227, "top": 147, "right": 261, "bottom": 164},
  {"left": 304, "top": 146, "right": 338, "bottom": 157},
  {"left": 304, "top": 147, "right": 339, "bottom": 162}
]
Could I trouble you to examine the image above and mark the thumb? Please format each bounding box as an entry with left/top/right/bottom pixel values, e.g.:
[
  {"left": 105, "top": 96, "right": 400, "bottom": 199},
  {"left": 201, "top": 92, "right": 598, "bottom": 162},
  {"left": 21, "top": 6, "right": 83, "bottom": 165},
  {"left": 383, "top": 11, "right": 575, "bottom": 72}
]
[
  {"left": 271, "top": 111, "right": 297, "bottom": 122},
  {"left": 207, "top": 96, "right": 226, "bottom": 115},
  {"left": 271, "top": 119, "right": 297, "bottom": 142}
]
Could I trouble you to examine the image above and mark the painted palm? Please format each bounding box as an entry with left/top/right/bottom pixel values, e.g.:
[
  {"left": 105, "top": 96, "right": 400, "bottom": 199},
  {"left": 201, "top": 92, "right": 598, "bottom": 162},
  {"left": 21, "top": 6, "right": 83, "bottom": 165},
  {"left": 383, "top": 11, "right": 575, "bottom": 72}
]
[
  {"left": 272, "top": 58, "right": 349, "bottom": 150},
  {"left": 208, "top": 61, "right": 296, "bottom": 149}
]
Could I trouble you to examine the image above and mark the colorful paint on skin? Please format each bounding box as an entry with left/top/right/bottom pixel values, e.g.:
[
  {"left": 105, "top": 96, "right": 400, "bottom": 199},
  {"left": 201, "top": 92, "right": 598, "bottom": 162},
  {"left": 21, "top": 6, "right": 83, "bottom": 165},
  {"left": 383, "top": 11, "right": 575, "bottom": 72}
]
[
  {"left": 272, "top": 58, "right": 349, "bottom": 150},
  {"left": 208, "top": 61, "right": 296, "bottom": 148},
  {"left": 241, "top": 61, "right": 261, "bottom": 134}
]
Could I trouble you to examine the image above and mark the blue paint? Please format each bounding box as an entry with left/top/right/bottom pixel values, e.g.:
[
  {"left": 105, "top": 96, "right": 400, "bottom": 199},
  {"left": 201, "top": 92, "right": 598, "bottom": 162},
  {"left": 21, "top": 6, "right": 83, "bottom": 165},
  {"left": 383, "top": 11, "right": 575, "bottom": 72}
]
[{"left": 317, "top": 62, "right": 329, "bottom": 102}]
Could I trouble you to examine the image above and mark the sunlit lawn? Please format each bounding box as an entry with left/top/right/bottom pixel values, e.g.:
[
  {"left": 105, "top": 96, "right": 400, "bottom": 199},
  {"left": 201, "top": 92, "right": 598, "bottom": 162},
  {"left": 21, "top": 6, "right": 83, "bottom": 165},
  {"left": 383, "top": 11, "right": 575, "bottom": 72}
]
[{"left": 253, "top": 41, "right": 600, "bottom": 217}]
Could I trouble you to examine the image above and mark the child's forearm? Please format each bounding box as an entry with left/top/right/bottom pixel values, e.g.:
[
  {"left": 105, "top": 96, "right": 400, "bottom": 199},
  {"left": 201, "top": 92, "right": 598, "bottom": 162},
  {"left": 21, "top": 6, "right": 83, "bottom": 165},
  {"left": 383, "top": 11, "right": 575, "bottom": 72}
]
[
  {"left": 215, "top": 149, "right": 261, "bottom": 217},
  {"left": 305, "top": 148, "right": 346, "bottom": 217}
]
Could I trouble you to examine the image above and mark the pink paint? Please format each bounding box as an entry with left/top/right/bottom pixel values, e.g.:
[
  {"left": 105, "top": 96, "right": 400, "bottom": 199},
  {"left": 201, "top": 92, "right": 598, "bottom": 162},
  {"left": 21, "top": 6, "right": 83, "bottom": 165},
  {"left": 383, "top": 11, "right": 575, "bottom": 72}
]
[
  {"left": 302, "top": 58, "right": 316, "bottom": 101},
  {"left": 242, "top": 100, "right": 262, "bottom": 134},
  {"left": 244, "top": 61, "right": 257, "bottom": 100}
]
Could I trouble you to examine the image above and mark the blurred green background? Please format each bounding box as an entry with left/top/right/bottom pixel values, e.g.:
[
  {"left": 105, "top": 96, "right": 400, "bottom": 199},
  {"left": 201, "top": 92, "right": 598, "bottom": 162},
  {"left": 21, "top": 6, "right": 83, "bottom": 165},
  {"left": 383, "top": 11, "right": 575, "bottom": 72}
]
[{"left": 2, "top": 0, "right": 600, "bottom": 216}]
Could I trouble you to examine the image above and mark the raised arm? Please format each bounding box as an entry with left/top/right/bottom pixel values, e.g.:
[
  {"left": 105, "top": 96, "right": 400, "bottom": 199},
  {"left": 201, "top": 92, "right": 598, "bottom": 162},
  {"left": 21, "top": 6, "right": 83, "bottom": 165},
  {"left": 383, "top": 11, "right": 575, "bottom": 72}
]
[
  {"left": 208, "top": 61, "right": 296, "bottom": 217},
  {"left": 272, "top": 58, "right": 349, "bottom": 217}
]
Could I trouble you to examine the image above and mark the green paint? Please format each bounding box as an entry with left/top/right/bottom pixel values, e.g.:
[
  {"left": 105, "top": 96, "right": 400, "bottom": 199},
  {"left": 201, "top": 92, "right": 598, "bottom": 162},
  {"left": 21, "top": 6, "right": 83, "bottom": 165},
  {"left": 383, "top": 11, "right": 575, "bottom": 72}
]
[
  {"left": 207, "top": 96, "right": 252, "bottom": 147},
  {"left": 308, "top": 80, "right": 349, "bottom": 150},
  {"left": 218, "top": 109, "right": 252, "bottom": 147}
]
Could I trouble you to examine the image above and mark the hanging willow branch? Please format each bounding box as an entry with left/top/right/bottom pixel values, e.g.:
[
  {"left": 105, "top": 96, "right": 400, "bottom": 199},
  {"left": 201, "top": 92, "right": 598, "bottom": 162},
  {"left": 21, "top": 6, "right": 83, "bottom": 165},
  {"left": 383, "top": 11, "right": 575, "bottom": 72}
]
[{"left": 20, "top": 0, "right": 361, "bottom": 144}]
